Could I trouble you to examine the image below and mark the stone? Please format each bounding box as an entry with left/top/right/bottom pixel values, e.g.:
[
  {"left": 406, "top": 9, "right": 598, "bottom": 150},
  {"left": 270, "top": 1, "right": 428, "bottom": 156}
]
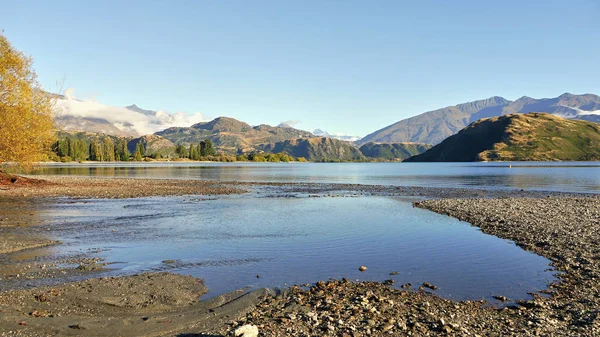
[
  {"left": 234, "top": 324, "right": 259, "bottom": 337},
  {"left": 359, "top": 266, "right": 367, "bottom": 272}
]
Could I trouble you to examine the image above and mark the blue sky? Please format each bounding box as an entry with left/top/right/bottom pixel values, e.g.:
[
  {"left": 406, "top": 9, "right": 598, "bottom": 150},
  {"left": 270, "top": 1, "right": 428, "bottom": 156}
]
[{"left": 2, "top": 0, "right": 599, "bottom": 136}]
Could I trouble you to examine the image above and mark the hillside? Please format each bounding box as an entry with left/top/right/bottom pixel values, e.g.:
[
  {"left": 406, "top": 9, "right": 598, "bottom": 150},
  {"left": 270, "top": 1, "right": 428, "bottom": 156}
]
[
  {"left": 405, "top": 113, "right": 600, "bottom": 162},
  {"left": 156, "top": 117, "right": 314, "bottom": 153},
  {"left": 359, "top": 142, "right": 431, "bottom": 161},
  {"left": 260, "top": 137, "right": 366, "bottom": 162},
  {"left": 127, "top": 135, "right": 176, "bottom": 157},
  {"left": 361, "top": 93, "right": 600, "bottom": 145}
]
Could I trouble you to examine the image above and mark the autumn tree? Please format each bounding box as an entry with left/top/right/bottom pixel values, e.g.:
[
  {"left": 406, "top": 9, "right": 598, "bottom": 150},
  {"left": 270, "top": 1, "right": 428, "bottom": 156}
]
[
  {"left": 102, "top": 137, "right": 115, "bottom": 162},
  {"left": 0, "top": 33, "right": 55, "bottom": 170},
  {"left": 89, "top": 140, "right": 102, "bottom": 161}
]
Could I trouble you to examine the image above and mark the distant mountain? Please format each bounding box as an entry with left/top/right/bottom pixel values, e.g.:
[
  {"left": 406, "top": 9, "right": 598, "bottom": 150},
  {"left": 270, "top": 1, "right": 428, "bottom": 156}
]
[
  {"left": 361, "top": 93, "right": 600, "bottom": 145},
  {"left": 313, "top": 129, "right": 362, "bottom": 142},
  {"left": 156, "top": 117, "right": 314, "bottom": 153},
  {"left": 405, "top": 113, "right": 600, "bottom": 162},
  {"left": 260, "top": 137, "right": 365, "bottom": 162},
  {"left": 51, "top": 92, "right": 205, "bottom": 136},
  {"left": 359, "top": 142, "right": 431, "bottom": 161}
]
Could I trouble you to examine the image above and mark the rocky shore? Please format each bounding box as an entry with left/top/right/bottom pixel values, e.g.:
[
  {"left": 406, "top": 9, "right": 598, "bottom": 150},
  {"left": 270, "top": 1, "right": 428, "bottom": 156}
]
[
  {"left": 209, "top": 196, "right": 600, "bottom": 337},
  {"left": 1, "top": 176, "right": 599, "bottom": 336}
]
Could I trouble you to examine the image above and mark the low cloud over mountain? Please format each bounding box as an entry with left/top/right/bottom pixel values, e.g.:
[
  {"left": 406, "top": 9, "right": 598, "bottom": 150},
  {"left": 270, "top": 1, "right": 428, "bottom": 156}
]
[{"left": 53, "top": 89, "right": 206, "bottom": 136}]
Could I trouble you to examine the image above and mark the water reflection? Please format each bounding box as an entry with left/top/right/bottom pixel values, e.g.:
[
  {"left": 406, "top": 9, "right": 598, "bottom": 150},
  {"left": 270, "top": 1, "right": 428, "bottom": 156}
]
[
  {"left": 32, "top": 162, "right": 600, "bottom": 193},
  {"left": 35, "top": 195, "right": 556, "bottom": 302}
]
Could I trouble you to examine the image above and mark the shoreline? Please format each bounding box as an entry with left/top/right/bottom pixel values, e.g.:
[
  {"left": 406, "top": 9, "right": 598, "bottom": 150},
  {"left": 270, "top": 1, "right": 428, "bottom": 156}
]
[{"left": 0, "top": 176, "right": 598, "bottom": 336}]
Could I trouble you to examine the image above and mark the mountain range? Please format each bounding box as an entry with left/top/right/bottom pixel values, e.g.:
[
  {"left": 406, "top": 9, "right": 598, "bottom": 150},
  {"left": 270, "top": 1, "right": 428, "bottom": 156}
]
[
  {"left": 50, "top": 91, "right": 600, "bottom": 162},
  {"left": 406, "top": 113, "right": 600, "bottom": 162},
  {"left": 361, "top": 93, "right": 600, "bottom": 145}
]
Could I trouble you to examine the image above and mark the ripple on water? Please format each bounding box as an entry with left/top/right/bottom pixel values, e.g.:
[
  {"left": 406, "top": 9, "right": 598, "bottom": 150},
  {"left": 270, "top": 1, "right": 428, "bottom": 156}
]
[{"left": 40, "top": 194, "right": 556, "bottom": 302}]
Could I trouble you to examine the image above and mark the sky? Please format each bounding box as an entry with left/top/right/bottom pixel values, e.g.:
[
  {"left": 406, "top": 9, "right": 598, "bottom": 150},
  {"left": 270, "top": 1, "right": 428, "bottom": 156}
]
[{"left": 1, "top": 0, "right": 599, "bottom": 137}]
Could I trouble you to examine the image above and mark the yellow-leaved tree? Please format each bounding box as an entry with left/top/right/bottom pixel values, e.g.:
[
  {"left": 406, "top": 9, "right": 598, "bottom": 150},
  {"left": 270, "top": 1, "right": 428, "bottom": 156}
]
[{"left": 0, "top": 32, "right": 55, "bottom": 171}]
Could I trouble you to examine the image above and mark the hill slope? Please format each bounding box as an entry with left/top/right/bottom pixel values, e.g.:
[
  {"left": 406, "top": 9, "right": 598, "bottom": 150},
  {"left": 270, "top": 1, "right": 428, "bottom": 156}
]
[
  {"left": 362, "top": 93, "right": 600, "bottom": 145},
  {"left": 405, "top": 113, "right": 600, "bottom": 162},
  {"left": 359, "top": 142, "right": 431, "bottom": 161},
  {"left": 260, "top": 137, "right": 366, "bottom": 162},
  {"left": 156, "top": 117, "right": 314, "bottom": 153}
]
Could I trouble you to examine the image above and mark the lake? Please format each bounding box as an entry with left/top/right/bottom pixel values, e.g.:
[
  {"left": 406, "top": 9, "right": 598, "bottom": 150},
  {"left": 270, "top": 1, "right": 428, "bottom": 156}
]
[
  {"left": 34, "top": 161, "right": 600, "bottom": 193},
  {"left": 24, "top": 161, "right": 600, "bottom": 303}
]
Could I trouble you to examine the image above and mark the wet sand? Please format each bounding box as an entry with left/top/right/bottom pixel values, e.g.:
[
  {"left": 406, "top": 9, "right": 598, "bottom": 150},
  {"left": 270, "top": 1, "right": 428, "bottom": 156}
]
[{"left": 1, "top": 176, "right": 599, "bottom": 336}]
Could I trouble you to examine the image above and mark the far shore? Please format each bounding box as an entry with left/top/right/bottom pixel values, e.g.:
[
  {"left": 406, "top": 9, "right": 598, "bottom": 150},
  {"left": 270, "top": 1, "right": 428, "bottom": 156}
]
[{"left": 0, "top": 176, "right": 599, "bottom": 336}]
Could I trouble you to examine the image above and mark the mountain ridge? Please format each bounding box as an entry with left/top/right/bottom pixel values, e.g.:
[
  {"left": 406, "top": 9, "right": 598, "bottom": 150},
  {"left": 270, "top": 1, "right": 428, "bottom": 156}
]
[
  {"left": 405, "top": 113, "right": 600, "bottom": 162},
  {"left": 360, "top": 93, "right": 600, "bottom": 145}
]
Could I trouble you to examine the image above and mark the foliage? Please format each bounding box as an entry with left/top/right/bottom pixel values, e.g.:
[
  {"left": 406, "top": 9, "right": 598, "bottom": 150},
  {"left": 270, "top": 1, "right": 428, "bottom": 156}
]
[
  {"left": 0, "top": 33, "right": 55, "bottom": 169},
  {"left": 359, "top": 142, "right": 431, "bottom": 161},
  {"left": 261, "top": 137, "right": 366, "bottom": 162},
  {"left": 133, "top": 142, "right": 145, "bottom": 161}
]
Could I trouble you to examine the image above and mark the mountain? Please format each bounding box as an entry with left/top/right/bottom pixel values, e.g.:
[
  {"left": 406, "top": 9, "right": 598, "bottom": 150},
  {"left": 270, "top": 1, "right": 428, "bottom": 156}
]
[
  {"left": 313, "top": 129, "right": 362, "bottom": 142},
  {"left": 156, "top": 117, "right": 314, "bottom": 153},
  {"left": 260, "top": 137, "right": 366, "bottom": 162},
  {"left": 51, "top": 91, "right": 205, "bottom": 136},
  {"left": 405, "top": 113, "right": 600, "bottom": 162},
  {"left": 359, "top": 142, "right": 431, "bottom": 161},
  {"left": 127, "top": 135, "right": 176, "bottom": 158},
  {"left": 361, "top": 93, "right": 600, "bottom": 145}
]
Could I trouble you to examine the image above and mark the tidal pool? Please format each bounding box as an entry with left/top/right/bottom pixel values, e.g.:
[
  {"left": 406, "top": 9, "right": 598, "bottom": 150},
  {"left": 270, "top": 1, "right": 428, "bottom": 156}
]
[{"left": 37, "top": 193, "right": 555, "bottom": 303}]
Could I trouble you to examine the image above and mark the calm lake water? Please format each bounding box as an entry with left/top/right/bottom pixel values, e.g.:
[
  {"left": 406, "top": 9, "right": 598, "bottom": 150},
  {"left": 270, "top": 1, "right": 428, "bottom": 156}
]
[
  {"left": 26, "top": 161, "right": 599, "bottom": 303},
  {"left": 38, "top": 194, "right": 553, "bottom": 303},
  {"left": 34, "top": 161, "right": 600, "bottom": 193}
]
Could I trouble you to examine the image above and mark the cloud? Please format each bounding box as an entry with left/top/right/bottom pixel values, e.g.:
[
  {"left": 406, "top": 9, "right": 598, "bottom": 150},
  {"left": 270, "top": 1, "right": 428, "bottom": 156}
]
[
  {"left": 54, "top": 88, "right": 206, "bottom": 136},
  {"left": 278, "top": 120, "right": 302, "bottom": 128}
]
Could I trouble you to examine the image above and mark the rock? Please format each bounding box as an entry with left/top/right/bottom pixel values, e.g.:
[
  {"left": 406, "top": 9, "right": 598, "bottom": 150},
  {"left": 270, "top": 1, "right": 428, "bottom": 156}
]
[
  {"left": 493, "top": 295, "right": 508, "bottom": 302},
  {"left": 389, "top": 271, "right": 399, "bottom": 275},
  {"left": 234, "top": 324, "right": 259, "bottom": 337},
  {"left": 359, "top": 266, "right": 367, "bottom": 272},
  {"left": 422, "top": 282, "right": 438, "bottom": 290}
]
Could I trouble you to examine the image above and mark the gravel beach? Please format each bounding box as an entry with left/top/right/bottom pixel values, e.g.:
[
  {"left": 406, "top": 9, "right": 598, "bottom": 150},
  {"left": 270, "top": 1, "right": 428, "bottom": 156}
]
[{"left": 1, "top": 176, "right": 599, "bottom": 336}]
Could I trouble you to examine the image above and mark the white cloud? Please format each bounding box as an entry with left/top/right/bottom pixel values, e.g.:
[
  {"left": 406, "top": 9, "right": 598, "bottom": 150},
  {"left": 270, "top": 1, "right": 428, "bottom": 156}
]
[
  {"left": 53, "top": 88, "right": 207, "bottom": 136},
  {"left": 278, "top": 120, "right": 302, "bottom": 127}
]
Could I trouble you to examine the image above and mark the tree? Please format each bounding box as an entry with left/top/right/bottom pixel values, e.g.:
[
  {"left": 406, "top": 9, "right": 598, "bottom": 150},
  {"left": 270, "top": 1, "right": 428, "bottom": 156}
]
[
  {"left": 102, "top": 137, "right": 115, "bottom": 161},
  {"left": 0, "top": 33, "right": 55, "bottom": 169},
  {"left": 175, "top": 144, "right": 187, "bottom": 158},
  {"left": 189, "top": 143, "right": 199, "bottom": 160},
  {"left": 116, "top": 139, "right": 129, "bottom": 161},
  {"left": 133, "top": 142, "right": 144, "bottom": 161},
  {"left": 89, "top": 140, "right": 102, "bottom": 161},
  {"left": 204, "top": 139, "right": 216, "bottom": 156},
  {"left": 199, "top": 141, "right": 207, "bottom": 157}
]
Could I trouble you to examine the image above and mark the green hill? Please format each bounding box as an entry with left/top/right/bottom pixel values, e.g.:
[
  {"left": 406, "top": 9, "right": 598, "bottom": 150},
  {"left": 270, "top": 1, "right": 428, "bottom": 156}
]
[
  {"left": 359, "top": 142, "right": 431, "bottom": 161},
  {"left": 405, "top": 113, "right": 600, "bottom": 162},
  {"left": 260, "top": 137, "right": 366, "bottom": 162}
]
